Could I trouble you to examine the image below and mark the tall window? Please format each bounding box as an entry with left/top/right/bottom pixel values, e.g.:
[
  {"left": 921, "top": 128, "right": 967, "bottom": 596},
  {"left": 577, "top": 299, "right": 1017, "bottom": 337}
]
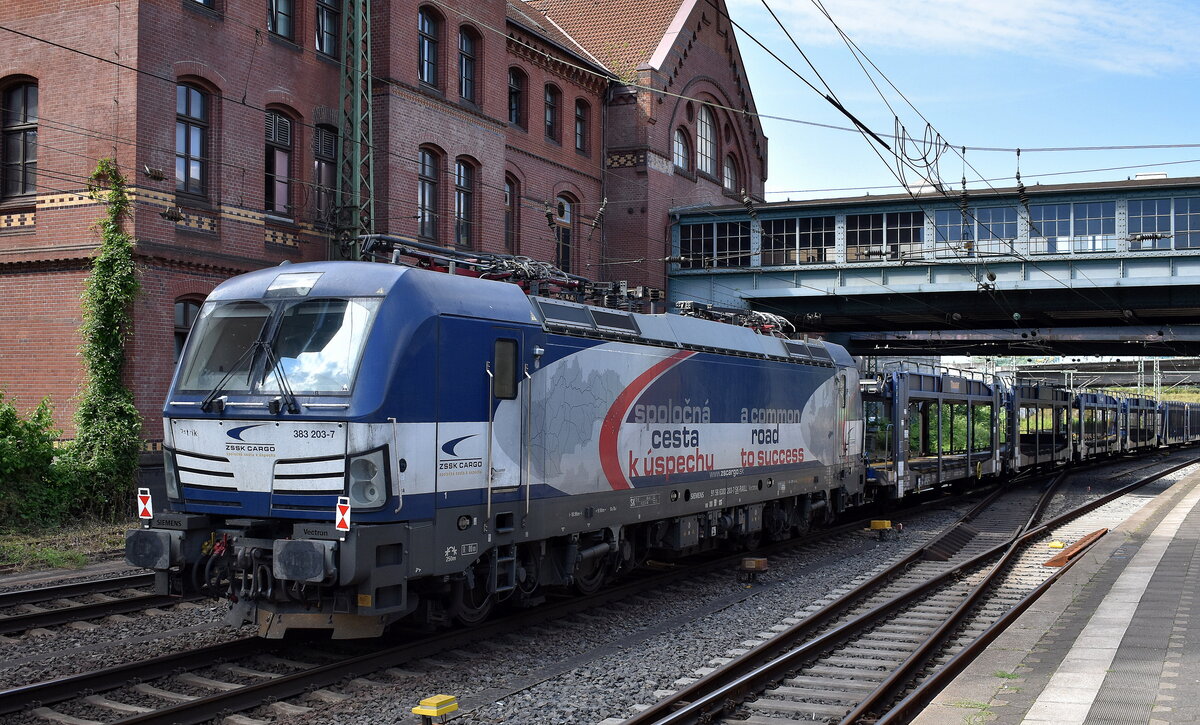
[
  {"left": 673, "top": 128, "right": 690, "bottom": 171},
  {"left": 679, "top": 223, "right": 714, "bottom": 269},
  {"left": 934, "top": 209, "right": 971, "bottom": 258},
  {"left": 503, "top": 176, "right": 519, "bottom": 253},
  {"left": 458, "top": 28, "right": 477, "bottom": 102},
  {"left": 846, "top": 213, "right": 884, "bottom": 262},
  {"left": 418, "top": 8, "right": 439, "bottom": 87},
  {"left": 2, "top": 82, "right": 38, "bottom": 198},
  {"left": 175, "top": 83, "right": 206, "bottom": 196},
  {"left": 508, "top": 68, "right": 525, "bottom": 127},
  {"left": 1072, "top": 201, "right": 1115, "bottom": 252},
  {"left": 798, "top": 216, "right": 835, "bottom": 263},
  {"left": 1028, "top": 203, "right": 1071, "bottom": 254},
  {"left": 265, "top": 111, "right": 292, "bottom": 216},
  {"left": 722, "top": 155, "right": 738, "bottom": 192},
  {"left": 268, "top": 0, "right": 294, "bottom": 40},
  {"left": 174, "top": 299, "right": 201, "bottom": 362},
  {"left": 1128, "top": 198, "right": 1171, "bottom": 251},
  {"left": 886, "top": 211, "right": 923, "bottom": 260},
  {"left": 1176, "top": 197, "right": 1200, "bottom": 249},
  {"left": 315, "top": 0, "right": 340, "bottom": 57},
  {"left": 715, "top": 221, "right": 751, "bottom": 267},
  {"left": 975, "top": 206, "right": 1018, "bottom": 255},
  {"left": 544, "top": 85, "right": 560, "bottom": 142},
  {"left": 313, "top": 124, "right": 337, "bottom": 224},
  {"left": 574, "top": 100, "right": 589, "bottom": 153},
  {"left": 417, "top": 148, "right": 439, "bottom": 239},
  {"left": 554, "top": 196, "right": 572, "bottom": 272},
  {"left": 696, "top": 105, "right": 715, "bottom": 176},
  {"left": 454, "top": 159, "right": 474, "bottom": 248}
]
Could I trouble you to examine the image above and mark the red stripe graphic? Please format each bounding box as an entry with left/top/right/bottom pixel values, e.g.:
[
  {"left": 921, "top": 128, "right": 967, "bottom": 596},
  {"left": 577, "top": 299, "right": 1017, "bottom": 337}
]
[{"left": 599, "top": 350, "right": 696, "bottom": 490}]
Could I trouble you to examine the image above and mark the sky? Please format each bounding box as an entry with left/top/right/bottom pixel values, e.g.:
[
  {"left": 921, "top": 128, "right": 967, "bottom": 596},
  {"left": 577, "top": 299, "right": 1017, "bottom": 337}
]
[{"left": 726, "top": 0, "right": 1200, "bottom": 201}]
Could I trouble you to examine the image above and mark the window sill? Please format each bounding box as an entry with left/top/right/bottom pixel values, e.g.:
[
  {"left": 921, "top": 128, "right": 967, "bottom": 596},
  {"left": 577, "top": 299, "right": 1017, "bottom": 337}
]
[
  {"left": 182, "top": 1, "right": 222, "bottom": 21},
  {"left": 673, "top": 166, "right": 696, "bottom": 181},
  {"left": 264, "top": 213, "right": 296, "bottom": 227},
  {"left": 0, "top": 196, "right": 37, "bottom": 213},
  {"left": 267, "top": 33, "right": 301, "bottom": 52},
  {"left": 174, "top": 194, "right": 213, "bottom": 212}
]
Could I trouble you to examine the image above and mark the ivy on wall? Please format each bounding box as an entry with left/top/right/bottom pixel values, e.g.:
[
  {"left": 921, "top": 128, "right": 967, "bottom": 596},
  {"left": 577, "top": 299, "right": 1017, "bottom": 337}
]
[{"left": 69, "top": 158, "right": 143, "bottom": 519}]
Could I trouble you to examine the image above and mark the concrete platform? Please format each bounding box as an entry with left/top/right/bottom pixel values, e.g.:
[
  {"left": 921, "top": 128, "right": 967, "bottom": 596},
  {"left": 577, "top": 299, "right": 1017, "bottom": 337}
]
[{"left": 914, "top": 468, "right": 1200, "bottom": 725}]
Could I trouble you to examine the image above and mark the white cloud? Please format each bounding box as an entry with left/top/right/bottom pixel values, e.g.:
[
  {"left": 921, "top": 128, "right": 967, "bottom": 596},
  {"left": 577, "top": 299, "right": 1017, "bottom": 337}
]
[{"left": 731, "top": 0, "right": 1200, "bottom": 74}]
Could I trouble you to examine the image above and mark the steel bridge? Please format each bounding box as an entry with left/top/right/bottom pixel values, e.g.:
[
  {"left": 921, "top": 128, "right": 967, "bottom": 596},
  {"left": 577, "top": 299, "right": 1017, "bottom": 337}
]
[{"left": 669, "top": 176, "right": 1200, "bottom": 356}]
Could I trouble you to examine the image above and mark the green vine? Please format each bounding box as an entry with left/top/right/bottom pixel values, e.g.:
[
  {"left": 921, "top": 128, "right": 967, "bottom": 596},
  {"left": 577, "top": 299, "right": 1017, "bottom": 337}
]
[{"left": 70, "top": 158, "right": 143, "bottom": 519}]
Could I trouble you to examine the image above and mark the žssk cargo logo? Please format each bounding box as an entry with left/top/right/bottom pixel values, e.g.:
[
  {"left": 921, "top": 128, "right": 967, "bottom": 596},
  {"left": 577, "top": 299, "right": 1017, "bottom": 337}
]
[
  {"left": 438, "top": 434, "right": 484, "bottom": 476},
  {"left": 225, "top": 424, "right": 276, "bottom": 456}
]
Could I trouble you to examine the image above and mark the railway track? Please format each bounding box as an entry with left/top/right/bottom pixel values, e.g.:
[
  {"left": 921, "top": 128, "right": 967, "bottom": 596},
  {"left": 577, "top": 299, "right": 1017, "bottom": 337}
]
[
  {"left": 621, "top": 454, "right": 1200, "bottom": 725},
  {"left": 4, "top": 454, "right": 1186, "bottom": 724},
  {"left": 0, "top": 574, "right": 193, "bottom": 636},
  {"left": 0, "top": 499, "right": 962, "bottom": 725}
]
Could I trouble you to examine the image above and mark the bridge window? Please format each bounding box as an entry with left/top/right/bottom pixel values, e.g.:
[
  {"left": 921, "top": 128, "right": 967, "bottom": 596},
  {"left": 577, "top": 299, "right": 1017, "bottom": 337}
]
[
  {"left": 934, "top": 209, "right": 972, "bottom": 258},
  {"left": 1028, "top": 203, "right": 1071, "bottom": 254},
  {"left": 1129, "top": 198, "right": 1171, "bottom": 250},
  {"left": 1071, "top": 201, "right": 1115, "bottom": 252},
  {"left": 845, "top": 213, "right": 884, "bottom": 262},
  {"left": 886, "top": 211, "right": 923, "bottom": 261},
  {"left": 798, "top": 216, "right": 835, "bottom": 263},
  {"left": 975, "top": 206, "right": 1017, "bottom": 254},
  {"left": 761, "top": 218, "right": 795, "bottom": 265},
  {"left": 679, "top": 223, "right": 714, "bottom": 269},
  {"left": 1176, "top": 197, "right": 1200, "bottom": 249},
  {"left": 715, "top": 221, "right": 751, "bottom": 267}
]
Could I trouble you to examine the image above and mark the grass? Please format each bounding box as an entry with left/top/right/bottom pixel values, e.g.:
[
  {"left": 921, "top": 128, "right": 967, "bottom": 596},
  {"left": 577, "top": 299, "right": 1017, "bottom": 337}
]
[
  {"left": 949, "top": 700, "right": 994, "bottom": 725},
  {"left": 0, "top": 521, "right": 129, "bottom": 572},
  {"left": 993, "top": 670, "right": 1020, "bottom": 679}
]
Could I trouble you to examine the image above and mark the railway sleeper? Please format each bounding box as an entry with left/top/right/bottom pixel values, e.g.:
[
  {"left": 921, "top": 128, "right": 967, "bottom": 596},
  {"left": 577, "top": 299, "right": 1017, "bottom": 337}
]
[
  {"left": 750, "top": 697, "right": 851, "bottom": 717},
  {"left": 784, "top": 674, "right": 879, "bottom": 691},
  {"left": 769, "top": 685, "right": 861, "bottom": 703}
]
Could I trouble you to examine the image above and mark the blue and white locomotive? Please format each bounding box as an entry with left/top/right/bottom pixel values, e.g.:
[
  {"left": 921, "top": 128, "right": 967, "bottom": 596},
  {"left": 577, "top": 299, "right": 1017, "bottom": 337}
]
[{"left": 127, "top": 260, "right": 865, "bottom": 637}]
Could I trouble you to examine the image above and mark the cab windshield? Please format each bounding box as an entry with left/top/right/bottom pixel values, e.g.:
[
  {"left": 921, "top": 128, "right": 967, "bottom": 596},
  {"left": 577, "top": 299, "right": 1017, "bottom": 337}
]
[{"left": 177, "top": 297, "right": 380, "bottom": 395}]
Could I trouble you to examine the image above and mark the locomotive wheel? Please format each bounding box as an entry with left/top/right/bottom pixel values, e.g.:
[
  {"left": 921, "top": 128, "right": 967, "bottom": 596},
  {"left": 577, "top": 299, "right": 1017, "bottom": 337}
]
[
  {"left": 449, "top": 577, "right": 494, "bottom": 626},
  {"left": 573, "top": 556, "right": 609, "bottom": 595}
]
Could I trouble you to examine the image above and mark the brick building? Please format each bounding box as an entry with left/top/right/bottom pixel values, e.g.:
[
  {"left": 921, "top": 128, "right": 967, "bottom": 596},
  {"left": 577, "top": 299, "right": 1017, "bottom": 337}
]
[{"left": 0, "top": 0, "right": 766, "bottom": 441}]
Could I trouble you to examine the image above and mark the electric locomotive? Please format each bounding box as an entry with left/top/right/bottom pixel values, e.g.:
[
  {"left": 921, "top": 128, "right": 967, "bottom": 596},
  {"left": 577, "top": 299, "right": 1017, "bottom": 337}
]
[{"left": 127, "top": 260, "right": 865, "bottom": 637}]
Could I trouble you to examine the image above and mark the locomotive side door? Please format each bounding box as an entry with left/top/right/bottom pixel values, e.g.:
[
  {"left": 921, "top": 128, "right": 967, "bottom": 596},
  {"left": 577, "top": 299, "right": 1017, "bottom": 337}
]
[{"left": 486, "top": 329, "right": 527, "bottom": 491}]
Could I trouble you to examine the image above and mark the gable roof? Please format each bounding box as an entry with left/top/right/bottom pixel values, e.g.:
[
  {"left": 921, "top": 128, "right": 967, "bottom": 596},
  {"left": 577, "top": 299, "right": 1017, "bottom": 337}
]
[
  {"left": 506, "top": 1, "right": 614, "bottom": 76},
  {"left": 520, "top": 0, "right": 687, "bottom": 81}
]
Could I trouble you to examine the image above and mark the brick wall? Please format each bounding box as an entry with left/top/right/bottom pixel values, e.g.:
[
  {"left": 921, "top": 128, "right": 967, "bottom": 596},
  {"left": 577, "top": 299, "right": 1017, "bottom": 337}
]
[{"left": 0, "top": 0, "right": 766, "bottom": 437}]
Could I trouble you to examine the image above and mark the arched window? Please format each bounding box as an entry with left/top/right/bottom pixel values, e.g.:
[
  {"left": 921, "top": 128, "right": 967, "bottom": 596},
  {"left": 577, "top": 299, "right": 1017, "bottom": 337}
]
[
  {"left": 574, "top": 99, "right": 589, "bottom": 154},
  {"left": 454, "top": 158, "right": 475, "bottom": 248},
  {"left": 553, "top": 195, "right": 574, "bottom": 272},
  {"left": 2, "top": 81, "right": 38, "bottom": 198},
  {"left": 174, "top": 299, "right": 202, "bottom": 362},
  {"left": 504, "top": 175, "right": 519, "bottom": 253},
  {"left": 723, "top": 155, "right": 738, "bottom": 192},
  {"left": 507, "top": 68, "right": 526, "bottom": 128},
  {"left": 418, "top": 7, "right": 440, "bottom": 87},
  {"left": 175, "top": 83, "right": 206, "bottom": 196},
  {"left": 672, "top": 128, "right": 690, "bottom": 171},
  {"left": 313, "top": 124, "right": 337, "bottom": 224},
  {"left": 458, "top": 27, "right": 478, "bottom": 102},
  {"left": 544, "top": 84, "right": 561, "bottom": 142},
  {"left": 265, "top": 110, "right": 293, "bottom": 216},
  {"left": 697, "top": 105, "right": 716, "bottom": 176},
  {"left": 417, "top": 147, "right": 439, "bottom": 239}
]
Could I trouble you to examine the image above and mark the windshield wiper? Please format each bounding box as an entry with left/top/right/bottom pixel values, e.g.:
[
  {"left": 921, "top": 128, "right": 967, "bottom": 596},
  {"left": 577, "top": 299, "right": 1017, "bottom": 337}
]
[
  {"left": 199, "top": 339, "right": 264, "bottom": 413},
  {"left": 261, "top": 341, "right": 300, "bottom": 415}
]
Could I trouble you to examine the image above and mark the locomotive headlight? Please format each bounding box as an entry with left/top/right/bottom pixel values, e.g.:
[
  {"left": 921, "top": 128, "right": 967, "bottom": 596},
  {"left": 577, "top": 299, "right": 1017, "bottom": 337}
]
[
  {"left": 163, "top": 450, "right": 181, "bottom": 501},
  {"left": 347, "top": 448, "right": 388, "bottom": 509}
]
